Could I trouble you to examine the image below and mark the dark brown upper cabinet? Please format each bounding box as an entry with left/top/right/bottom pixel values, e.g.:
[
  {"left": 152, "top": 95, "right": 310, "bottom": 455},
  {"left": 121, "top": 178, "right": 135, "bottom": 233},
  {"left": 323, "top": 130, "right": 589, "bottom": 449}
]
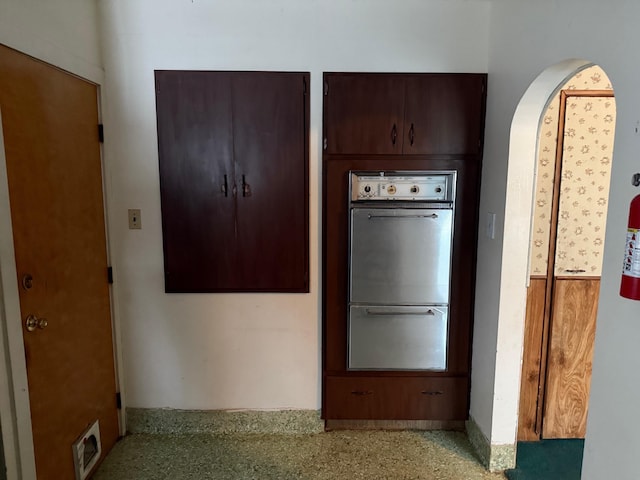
[
  {"left": 155, "top": 71, "right": 310, "bottom": 293},
  {"left": 323, "top": 73, "right": 486, "bottom": 155}
]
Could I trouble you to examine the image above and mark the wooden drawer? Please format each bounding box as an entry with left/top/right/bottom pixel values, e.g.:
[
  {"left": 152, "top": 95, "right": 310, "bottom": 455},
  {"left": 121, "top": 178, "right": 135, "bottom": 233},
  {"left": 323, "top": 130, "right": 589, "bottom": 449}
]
[{"left": 323, "top": 375, "right": 469, "bottom": 420}]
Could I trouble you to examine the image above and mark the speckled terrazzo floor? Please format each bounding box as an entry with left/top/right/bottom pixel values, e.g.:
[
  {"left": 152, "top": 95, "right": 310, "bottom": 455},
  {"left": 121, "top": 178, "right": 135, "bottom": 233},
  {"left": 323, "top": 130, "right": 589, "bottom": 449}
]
[{"left": 93, "top": 430, "right": 506, "bottom": 480}]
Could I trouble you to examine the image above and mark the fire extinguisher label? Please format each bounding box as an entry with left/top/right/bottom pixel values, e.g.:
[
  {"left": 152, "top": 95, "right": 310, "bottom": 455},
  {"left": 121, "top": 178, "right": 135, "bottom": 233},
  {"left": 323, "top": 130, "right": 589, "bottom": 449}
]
[{"left": 623, "top": 228, "right": 640, "bottom": 278}]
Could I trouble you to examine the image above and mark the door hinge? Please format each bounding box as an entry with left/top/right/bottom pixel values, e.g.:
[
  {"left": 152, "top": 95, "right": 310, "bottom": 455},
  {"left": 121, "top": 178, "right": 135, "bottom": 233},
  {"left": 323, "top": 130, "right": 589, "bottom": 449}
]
[
  {"left": 98, "top": 124, "right": 104, "bottom": 143},
  {"left": 324, "top": 81, "right": 328, "bottom": 96},
  {"left": 116, "top": 392, "right": 122, "bottom": 410},
  {"left": 107, "top": 266, "right": 113, "bottom": 284}
]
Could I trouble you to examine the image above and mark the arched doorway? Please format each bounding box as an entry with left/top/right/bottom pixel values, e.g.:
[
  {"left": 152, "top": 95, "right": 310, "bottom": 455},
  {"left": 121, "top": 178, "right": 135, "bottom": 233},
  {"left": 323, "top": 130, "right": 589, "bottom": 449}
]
[{"left": 517, "top": 65, "right": 616, "bottom": 441}]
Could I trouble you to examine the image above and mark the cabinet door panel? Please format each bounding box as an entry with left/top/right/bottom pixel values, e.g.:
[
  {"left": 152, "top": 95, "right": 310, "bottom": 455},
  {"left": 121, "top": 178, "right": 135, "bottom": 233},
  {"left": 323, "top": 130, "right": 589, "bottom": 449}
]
[
  {"left": 155, "top": 71, "right": 237, "bottom": 292},
  {"left": 403, "top": 74, "right": 485, "bottom": 154},
  {"left": 324, "top": 74, "right": 405, "bottom": 154},
  {"left": 232, "top": 72, "right": 309, "bottom": 291}
]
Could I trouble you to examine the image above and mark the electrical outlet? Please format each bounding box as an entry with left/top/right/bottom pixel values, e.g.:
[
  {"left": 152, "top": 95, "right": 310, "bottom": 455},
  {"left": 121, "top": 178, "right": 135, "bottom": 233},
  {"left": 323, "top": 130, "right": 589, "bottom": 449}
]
[{"left": 128, "top": 209, "right": 141, "bottom": 229}]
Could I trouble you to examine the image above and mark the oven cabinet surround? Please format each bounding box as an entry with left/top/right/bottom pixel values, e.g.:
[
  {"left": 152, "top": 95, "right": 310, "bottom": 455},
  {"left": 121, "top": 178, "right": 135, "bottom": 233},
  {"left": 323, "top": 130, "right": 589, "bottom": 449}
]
[
  {"left": 322, "top": 72, "right": 486, "bottom": 422},
  {"left": 323, "top": 73, "right": 486, "bottom": 156},
  {"left": 155, "top": 70, "right": 309, "bottom": 293}
]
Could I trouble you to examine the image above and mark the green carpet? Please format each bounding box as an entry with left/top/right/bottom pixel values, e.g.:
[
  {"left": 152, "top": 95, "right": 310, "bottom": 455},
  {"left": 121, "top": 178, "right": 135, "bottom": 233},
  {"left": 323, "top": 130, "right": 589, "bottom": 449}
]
[{"left": 505, "top": 439, "right": 584, "bottom": 480}]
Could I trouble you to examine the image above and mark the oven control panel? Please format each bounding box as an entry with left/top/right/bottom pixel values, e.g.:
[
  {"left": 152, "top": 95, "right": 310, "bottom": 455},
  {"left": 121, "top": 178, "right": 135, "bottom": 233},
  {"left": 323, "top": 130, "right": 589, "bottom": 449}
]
[{"left": 351, "top": 172, "right": 454, "bottom": 202}]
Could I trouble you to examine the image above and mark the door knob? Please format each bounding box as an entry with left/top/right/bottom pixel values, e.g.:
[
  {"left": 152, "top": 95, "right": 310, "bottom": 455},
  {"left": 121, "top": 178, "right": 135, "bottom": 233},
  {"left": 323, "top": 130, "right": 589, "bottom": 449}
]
[{"left": 25, "top": 314, "right": 48, "bottom": 332}]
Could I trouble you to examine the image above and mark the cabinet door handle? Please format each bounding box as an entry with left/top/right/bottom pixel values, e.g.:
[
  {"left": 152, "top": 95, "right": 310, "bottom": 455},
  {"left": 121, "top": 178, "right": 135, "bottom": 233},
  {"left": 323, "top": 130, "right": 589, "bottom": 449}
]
[
  {"left": 350, "top": 390, "right": 373, "bottom": 396},
  {"left": 409, "top": 123, "right": 415, "bottom": 146},
  {"left": 391, "top": 124, "right": 397, "bottom": 146},
  {"left": 242, "top": 175, "right": 252, "bottom": 197},
  {"left": 221, "top": 174, "right": 228, "bottom": 197},
  {"left": 421, "top": 390, "right": 444, "bottom": 396}
]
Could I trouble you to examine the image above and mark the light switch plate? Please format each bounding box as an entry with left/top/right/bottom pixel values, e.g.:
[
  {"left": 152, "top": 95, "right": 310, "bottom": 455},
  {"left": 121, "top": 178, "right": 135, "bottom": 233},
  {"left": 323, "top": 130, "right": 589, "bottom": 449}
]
[
  {"left": 128, "top": 209, "right": 141, "bottom": 229},
  {"left": 486, "top": 212, "right": 496, "bottom": 239}
]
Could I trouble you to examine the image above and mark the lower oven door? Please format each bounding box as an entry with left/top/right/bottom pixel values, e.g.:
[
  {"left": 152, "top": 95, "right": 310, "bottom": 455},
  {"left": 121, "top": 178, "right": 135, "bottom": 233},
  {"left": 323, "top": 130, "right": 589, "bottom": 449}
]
[{"left": 348, "top": 305, "right": 448, "bottom": 371}]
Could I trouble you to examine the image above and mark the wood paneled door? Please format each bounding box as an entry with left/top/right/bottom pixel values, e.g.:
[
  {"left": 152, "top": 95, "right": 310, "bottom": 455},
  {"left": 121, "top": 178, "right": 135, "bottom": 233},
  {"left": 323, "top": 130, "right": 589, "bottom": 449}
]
[
  {"left": 0, "top": 44, "right": 119, "bottom": 478},
  {"left": 517, "top": 87, "right": 616, "bottom": 441}
]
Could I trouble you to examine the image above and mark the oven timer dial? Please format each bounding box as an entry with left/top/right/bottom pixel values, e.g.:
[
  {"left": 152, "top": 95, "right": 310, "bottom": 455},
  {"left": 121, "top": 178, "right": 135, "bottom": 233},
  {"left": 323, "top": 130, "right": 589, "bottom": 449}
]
[
  {"left": 359, "top": 184, "right": 374, "bottom": 198},
  {"left": 386, "top": 185, "right": 397, "bottom": 195}
]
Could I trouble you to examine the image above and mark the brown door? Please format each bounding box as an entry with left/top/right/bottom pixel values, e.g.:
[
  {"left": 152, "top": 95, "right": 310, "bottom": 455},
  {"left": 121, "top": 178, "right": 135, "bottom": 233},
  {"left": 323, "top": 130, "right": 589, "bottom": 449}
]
[
  {"left": 403, "top": 74, "right": 485, "bottom": 155},
  {"left": 517, "top": 89, "right": 615, "bottom": 440},
  {"left": 0, "top": 44, "right": 119, "bottom": 479},
  {"left": 232, "top": 72, "right": 308, "bottom": 291},
  {"left": 323, "top": 73, "right": 405, "bottom": 155},
  {"left": 155, "top": 71, "right": 236, "bottom": 292}
]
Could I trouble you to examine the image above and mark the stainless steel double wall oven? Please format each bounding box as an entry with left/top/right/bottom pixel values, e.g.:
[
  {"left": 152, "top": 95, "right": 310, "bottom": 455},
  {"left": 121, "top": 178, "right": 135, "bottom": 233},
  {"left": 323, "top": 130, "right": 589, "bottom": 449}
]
[{"left": 348, "top": 171, "right": 456, "bottom": 371}]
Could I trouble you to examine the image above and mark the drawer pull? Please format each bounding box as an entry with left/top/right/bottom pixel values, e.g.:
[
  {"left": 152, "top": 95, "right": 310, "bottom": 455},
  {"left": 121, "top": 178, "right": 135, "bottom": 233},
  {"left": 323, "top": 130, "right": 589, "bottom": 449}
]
[
  {"left": 421, "top": 390, "right": 444, "bottom": 396},
  {"left": 350, "top": 390, "right": 373, "bottom": 396}
]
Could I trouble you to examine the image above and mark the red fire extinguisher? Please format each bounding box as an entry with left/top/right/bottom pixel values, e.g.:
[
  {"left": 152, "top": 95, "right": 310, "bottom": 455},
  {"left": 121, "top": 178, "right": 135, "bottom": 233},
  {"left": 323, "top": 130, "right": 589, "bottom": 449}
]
[{"left": 620, "top": 193, "right": 640, "bottom": 300}]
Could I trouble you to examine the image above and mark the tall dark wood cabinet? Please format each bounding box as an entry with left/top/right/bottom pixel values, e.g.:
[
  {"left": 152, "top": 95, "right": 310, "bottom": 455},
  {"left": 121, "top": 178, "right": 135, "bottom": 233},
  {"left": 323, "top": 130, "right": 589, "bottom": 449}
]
[
  {"left": 155, "top": 71, "right": 310, "bottom": 293},
  {"left": 322, "top": 73, "right": 487, "bottom": 424}
]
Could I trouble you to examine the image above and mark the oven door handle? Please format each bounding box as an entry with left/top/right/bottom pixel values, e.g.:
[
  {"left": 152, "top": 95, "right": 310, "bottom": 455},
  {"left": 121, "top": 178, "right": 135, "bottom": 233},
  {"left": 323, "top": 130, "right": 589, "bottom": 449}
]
[
  {"left": 365, "top": 309, "right": 438, "bottom": 316},
  {"left": 366, "top": 213, "right": 439, "bottom": 220}
]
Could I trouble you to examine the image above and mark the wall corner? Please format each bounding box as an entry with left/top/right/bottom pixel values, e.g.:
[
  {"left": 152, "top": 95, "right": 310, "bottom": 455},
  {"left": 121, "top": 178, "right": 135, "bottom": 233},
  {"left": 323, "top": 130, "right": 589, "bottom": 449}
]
[{"left": 466, "top": 415, "right": 516, "bottom": 472}]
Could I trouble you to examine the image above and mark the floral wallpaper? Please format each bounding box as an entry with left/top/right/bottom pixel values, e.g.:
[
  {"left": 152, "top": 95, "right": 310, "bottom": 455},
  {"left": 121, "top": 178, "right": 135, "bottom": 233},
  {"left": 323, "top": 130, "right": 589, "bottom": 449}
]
[{"left": 529, "top": 65, "right": 615, "bottom": 277}]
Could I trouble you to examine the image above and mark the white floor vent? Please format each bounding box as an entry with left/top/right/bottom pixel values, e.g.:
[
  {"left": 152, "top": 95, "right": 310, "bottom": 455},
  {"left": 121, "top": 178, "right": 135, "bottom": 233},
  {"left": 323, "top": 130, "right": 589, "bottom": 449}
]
[{"left": 72, "top": 420, "right": 102, "bottom": 480}]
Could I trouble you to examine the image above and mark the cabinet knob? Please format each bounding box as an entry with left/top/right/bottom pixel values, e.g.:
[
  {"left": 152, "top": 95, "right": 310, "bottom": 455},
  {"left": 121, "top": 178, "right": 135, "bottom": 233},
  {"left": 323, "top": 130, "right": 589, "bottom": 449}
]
[
  {"left": 390, "top": 124, "right": 397, "bottom": 146},
  {"left": 409, "top": 123, "right": 415, "bottom": 146}
]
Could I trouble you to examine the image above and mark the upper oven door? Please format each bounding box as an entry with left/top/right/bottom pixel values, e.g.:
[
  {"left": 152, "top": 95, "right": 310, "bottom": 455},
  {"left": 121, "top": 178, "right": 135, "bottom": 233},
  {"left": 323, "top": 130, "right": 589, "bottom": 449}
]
[{"left": 349, "top": 206, "right": 453, "bottom": 305}]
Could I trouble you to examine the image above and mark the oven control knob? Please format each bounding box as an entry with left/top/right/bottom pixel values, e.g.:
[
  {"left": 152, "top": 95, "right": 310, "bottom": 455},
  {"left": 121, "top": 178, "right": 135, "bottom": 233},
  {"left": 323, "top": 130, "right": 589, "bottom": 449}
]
[
  {"left": 435, "top": 187, "right": 442, "bottom": 193},
  {"left": 410, "top": 185, "right": 419, "bottom": 194},
  {"left": 364, "top": 185, "right": 371, "bottom": 193},
  {"left": 387, "top": 185, "right": 396, "bottom": 195}
]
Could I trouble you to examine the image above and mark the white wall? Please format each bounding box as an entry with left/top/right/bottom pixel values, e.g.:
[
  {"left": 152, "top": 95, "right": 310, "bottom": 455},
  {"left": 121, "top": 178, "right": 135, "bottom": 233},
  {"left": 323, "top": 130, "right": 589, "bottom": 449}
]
[
  {"left": 475, "top": 0, "right": 640, "bottom": 477},
  {"left": 0, "top": 1, "right": 103, "bottom": 478},
  {"left": 98, "top": 0, "right": 491, "bottom": 410},
  {"left": 0, "top": 0, "right": 103, "bottom": 83}
]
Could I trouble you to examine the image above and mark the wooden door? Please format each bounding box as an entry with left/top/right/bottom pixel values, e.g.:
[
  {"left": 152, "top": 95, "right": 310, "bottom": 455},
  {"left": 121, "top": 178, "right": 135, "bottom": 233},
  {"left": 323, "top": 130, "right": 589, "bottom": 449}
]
[
  {"left": 155, "top": 71, "right": 236, "bottom": 292},
  {"left": 517, "top": 89, "right": 615, "bottom": 440},
  {"left": 0, "top": 44, "right": 119, "bottom": 479},
  {"left": 542, "top": 279, "right": 599, "bottom": 438},
  {"left": 403, "top": 74, "right": 486, "bottom": 155},
  {"left": 323, "top": 74, "right": 405, "bottom": 155},
  {"left": 232, "top": 72, "right": 309, "bottom": 291}
]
